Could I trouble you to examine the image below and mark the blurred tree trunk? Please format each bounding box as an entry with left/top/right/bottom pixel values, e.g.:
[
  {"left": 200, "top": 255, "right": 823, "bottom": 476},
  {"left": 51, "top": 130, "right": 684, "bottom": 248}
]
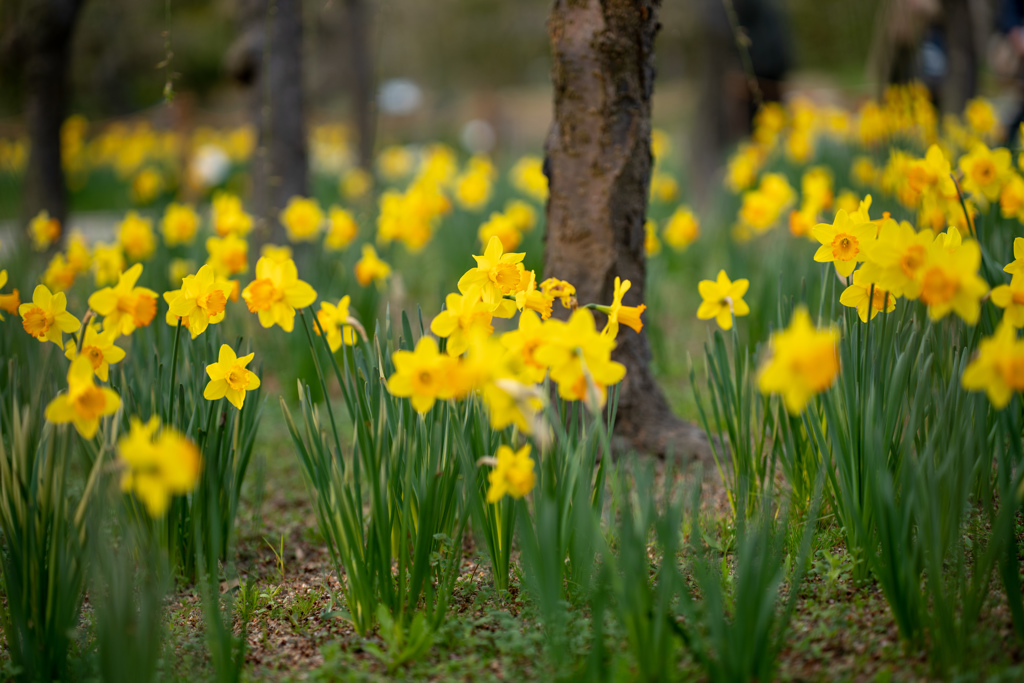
[
  {"left": 544, "top": 0, "right": 707, "bottom": 459},
  {"left": 344, "top": 0, "right": 375, "bottom": 172},
  {"left": 22, "top": 0, "right": 86, "bottom": 228},
  {"left": 941, "top": 0, "right": 977, "bottom": 113},
  {"left": 228, "top": 0, "right": 308, "bottom": 242}
]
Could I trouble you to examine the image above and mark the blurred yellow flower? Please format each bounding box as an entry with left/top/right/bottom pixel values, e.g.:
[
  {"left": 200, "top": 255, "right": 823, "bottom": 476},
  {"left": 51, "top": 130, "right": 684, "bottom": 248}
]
[
  {"left": 241, "top": 256, "right": 317, "bottom": 332},
  {"left": 386, "top": 336, "right": 457, "bottom": 414},
  {"left": 697, "top": 270, "right": 750, "bottom": 330},
  {"left": 991, "top": 277, "right": 1024, "bottom": 328},
  {"left": 917, "top": 239, "right": 988, "bottom": 324},
  {"left": 340, "top": 167, "right": 372, "bottom": 200},
  {"left": 117, "top": 416, "right": 201, "bottom": 518},
  {"left": 315, "top": 296, "right": 358, "bottom": 352},
  {"left": 353, "top": 244, "right": 389, "bottom": 286},
  {"left": 650, "top": 172, "right": 679, "bottom": 203},
  {"left": 45, "top": 356, "right": 120, "bottom": 439},
  {"left": 959, "top": 143, "right": 1011, "bottom": 202},
  {"left": 325, "top": 206, "right": 358, "bottom": 251},
  {"left": 43, "top": 253, "right": 77, "bottom": 292},
  {"left": 117, "top": 211, "right": 157, "bottom": 262},
  {"left": 644, "top": 218, "right": 662, "bottom": 257},
  {"left": 0, "top": 270, "right": 20, "bottom": 320},
  {"left": 377, "top": 145, "right": 415, "bottom": 181},
  {"left": 839, "top": 269, "right": 896, "bottom": 323},
  {"left": 485, "top": 444, "right": 535, "bottom": 503},
  {"left": 511, "top": 156, "right": 548, "bottom": 202},
  {"left": 19, "top": 284, "right": 81, "bottom": 348},
  {"left": 757, "top": 306, "right": 840, "bottom": 415},
  {"left": 65, "top": 230, "right": 91, "bottom": 274},
  {"left": 161, "top": 202, "right": 200, "bottom": 246},
  {"left": 204, "top": 344, "right": 261, "bottom": 410},
  {"left": 962, "top": 321, "right": 1024, "bottom": 409},
  {"left": 663, "top": 206, "right": 700, "bottom": 251},
  {"left": 478, "top": 212, "right": 522, "bottom": 252},
  {"left": 534, "top": 308, "right": 626, "bottom": 407},
  {"left": 280, "top": 196, "right": 324, "bottom": 242},
  {"left": 29, "top": 210, "right": 61, "bottom": 251},
  {"left": 131, "top": 167, "right": 164, "bottom": 204},
  {"left": 500, "top": 310, "right": 550, "bottom": 384},
  {"left": 88, "top": 263, "right": 158, "bottom": 336},
  {"left": 206, "top": 234, "right": 249, "bottom": 276},
  {"left": 212, "top": 192, "right": 253, "bottom": 237},
  {"left": 504, "top": 199, "right": 537, "bottom": 233},
  {"left": 1005, "top": 237, "right": 1024, "bottom": 280},
  {"left": 65, "top": 321, "right": 125, "bottom": 382},
  {"left": 964, "top": 98, "right": 999, "bottom": 139},
  {"left": 92, "top": 242, "right": 125, "bottom": 286},
  {"left": 430, "top": 287, "right": 495, "bottom": 356}
]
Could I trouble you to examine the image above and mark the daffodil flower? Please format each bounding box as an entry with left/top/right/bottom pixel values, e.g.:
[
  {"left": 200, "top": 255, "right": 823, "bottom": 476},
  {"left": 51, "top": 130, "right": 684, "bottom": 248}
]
[
  {"left": 203, "top": 345, "right": 261, "bottom": 410},
  {"left": 696, "top": 270, "right": 750, "bottom": 330},
  {"left": 241, "top": 256, "right": 317, "bottom": 332},
  {"left": 87, "top": 263, "right": 159, "bottom": 337},
  {"left": 19, "top": 284, "right": 81, "bottom": 348},
  {"left": 45, "top": 356, "right": 121, "bottom": 439}
]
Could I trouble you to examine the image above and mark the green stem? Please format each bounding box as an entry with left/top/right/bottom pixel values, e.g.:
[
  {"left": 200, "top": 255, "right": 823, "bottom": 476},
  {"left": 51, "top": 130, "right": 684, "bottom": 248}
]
[
  {"left": 299, "top": 309, "right": 345, "bottom": 462},
  {"left": 167, "top": 319, "right": 183, "bottom": 426}
]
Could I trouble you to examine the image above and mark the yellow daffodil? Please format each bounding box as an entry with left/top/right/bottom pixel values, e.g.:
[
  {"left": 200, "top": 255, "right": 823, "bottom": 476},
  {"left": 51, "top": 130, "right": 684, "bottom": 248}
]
[
  {"left": 663, "top": 206, "right": 700, "bottom": 250},
  {"left": 962, "top": 321, "right": 1024, "bottom": 409},
  {"left": 964, "top": 98, "right": 999, "bottom": 139},
  {"left": 917, "top": 239, "right": 988, "bottom": 324},
  {"left": 87, "top": 263, "right": 158, "bottom": 336},
  {"left": 117, "top": 211, "right": 156, "bottom": 261},
  {"left": 455, "top": 166, "right": 493, "bottom": 211},
  {"left": 510, "top": 155, "right": 548, "bottom": 202},
  {"left": 19, "top": 285, "right": 81, "bottom": 348},
  {"left": 504, "top": 199, "right": 536, "bottom": 233},
  {"left": 862, "top": 220, "right": 934, "bottom": 298},
  {"left": 241, "top": 256, "right": 317, "bottom": 332},
  {"left": 118, "top": 416, "right": 201, "bottom": 517},
  {"left": 0, "top": 270, "right": 20, "bottom": 319},
  {"left": 597, "top": 277, "right": 646, "bottom": 337},
  {"left": 499, "top": 310, "right": 551, "bottom": 384},
  {"left": 457, "top": 236, "right": 525, "bottom": 308},
  {"left": 212, "top": 192, "right": 253, "bottom": 237},
  {"left": 377, "top": 145, "right": 415, "bottom": 181},
  {"left": 386, "top": 336, "right": 457, "bottom": 414},
  {"left": 697, "top": 270, "right": 750, "bottom": 330},
  {"left": 644, "top": 218, "right": 662, "bottom": 256},
  {"left": 325, "top": 206, "right": 358, "bottom": 251},
  {"left": 757, "top": 306, "right": 840, "bottom": 415},
  {"left": 206, "top": 234, "right": 250, "bottom": 276},
  {"left": 1005, "top": 237, "right": 1024, "bottom": 280},
  {"left": 354, "top": 244, "right": 392, "bottom": 286},
  {"left": 540, "top": 278, "right": 576, "bottom": 311},
  {"left": 650, "top": 172, "right": 679, "bottom": 203},
  {"left": 65, "top": 322, "right": 125, "bottom": 381},
  {"left": 203, "top": 344, "right": 261, "bottom": 410},
  {"left": 430, "top": 287, "right": 496, "bottom": 356},
  {"left": 65, "top": 231, "right": 91, "bottom": 274},
  {"left": 45, "top": 356, "right": 121, "bottom": 438},
  {"left": 958, "top": 143, "right": 1011, "bottom": 202},
  {"left": 30, "top": 210, "right": 61, "bottom": 251},
  {"left": 991, "top": 277, "right": 1024, "bottom": 328},
  {"left": 534, "top": 308, "right": 626, "bottom": 407},
  {"left": 280, "top": 196, "right": 324, "bottom": 242},
  {"left": 485, "top": 444, "right": 535, "bottom": 503},
  {"left": 92, "top": 242, "right": 125, "bottom": 286},
  {"left": 340, "top": 168, "right": 372, "bottom": 200},
  {"left": 42, "top": 253, "right": 76, "bottom": 292},
  {"left": 161, "top": 202, "right": 200, "bottom": 246},
  {"left": 514, "top": 270, "right": 554, "bottom": 320},
  {"left": 315, "top": 296, "right": 358, "bottom": 352},
  {"left": 168, "top": 264, "right": 233, "bottom": 338},
  {"left": 131, "top": 167, "right": 164, "bottom": 204},
  {"left": 839, "top": 269, "right": 896, "bottom": 323},
  {"left": 478, "top": 212, "right": 522, "bottom": 252},
  {"left": 812, "top": 209, "right": 876, "bottom": 277}
]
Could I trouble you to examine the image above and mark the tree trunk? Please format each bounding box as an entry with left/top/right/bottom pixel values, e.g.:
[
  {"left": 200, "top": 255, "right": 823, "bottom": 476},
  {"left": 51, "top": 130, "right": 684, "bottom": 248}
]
[
  {"left": 231, "top": 0, "right": 309, "bottom": 242},
  {"left": 22, "top": 0, "right": 86, "bottom": 229},
  {"left": 344, "top": 0, "right": 375, "bottom": 172},
  {"left": 544, "top": 0, "right": 707, "bottom": 460},
  {"left": 941, "top": 0, "right": 977, "bottom": 114}
]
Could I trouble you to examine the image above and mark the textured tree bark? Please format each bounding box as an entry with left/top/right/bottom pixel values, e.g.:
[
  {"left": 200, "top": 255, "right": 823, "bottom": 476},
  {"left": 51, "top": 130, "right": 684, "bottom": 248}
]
[
  {"left": 22, "top": 0, "right": 86, "bottom": 228},
  {"left": 229, "top": 0, "right": 309, "bottom": 242},
  {"left": 544, "top": 0, "right": 707, "bottom": 460},
  {"left": 344, "top": 0, "right": 375, "bottom": 172}
]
